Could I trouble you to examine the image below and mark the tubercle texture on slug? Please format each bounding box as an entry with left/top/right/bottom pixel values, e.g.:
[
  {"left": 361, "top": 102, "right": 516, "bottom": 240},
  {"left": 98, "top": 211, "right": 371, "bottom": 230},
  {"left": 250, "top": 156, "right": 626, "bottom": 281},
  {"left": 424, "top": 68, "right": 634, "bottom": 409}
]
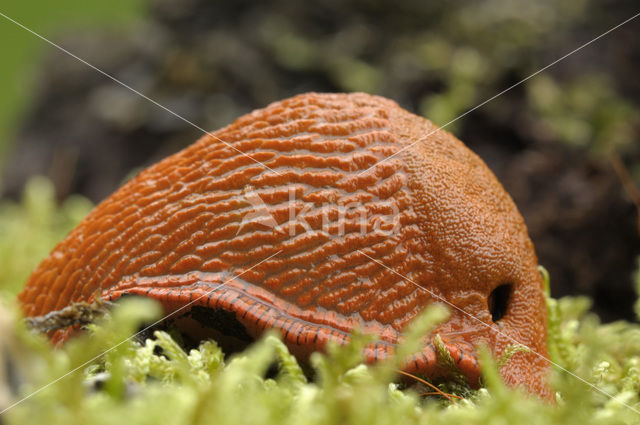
[{"left": 18, "top": 92, "right": 552, "bottom": 399}]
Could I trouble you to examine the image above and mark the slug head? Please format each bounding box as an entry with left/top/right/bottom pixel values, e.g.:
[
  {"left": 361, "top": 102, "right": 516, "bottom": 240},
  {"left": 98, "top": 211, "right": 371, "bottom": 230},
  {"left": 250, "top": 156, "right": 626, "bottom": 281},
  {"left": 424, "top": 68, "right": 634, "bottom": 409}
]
[{"left": 393, "top": 105, "right": 552, "bottom": 398}]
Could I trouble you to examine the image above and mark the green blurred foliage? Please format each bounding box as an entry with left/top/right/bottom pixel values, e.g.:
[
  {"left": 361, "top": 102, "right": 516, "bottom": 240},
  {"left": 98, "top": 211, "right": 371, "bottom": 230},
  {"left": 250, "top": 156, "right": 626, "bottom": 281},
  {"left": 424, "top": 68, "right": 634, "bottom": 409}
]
[
  {"left": 0, "top": 177, "right": 92, "bottom": 297},
  {"left": 528, "top": 75, "right": 638, "bottom": 154},
  {"left": 0, "top": 0, "right": 144, "bottom": 155}
]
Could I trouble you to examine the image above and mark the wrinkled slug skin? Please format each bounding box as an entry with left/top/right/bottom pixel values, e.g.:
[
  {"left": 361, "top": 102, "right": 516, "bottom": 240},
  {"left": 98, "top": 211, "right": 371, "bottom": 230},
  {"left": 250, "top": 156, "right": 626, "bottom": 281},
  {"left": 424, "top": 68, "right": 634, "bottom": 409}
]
[{"left": 18, "top": 92, "right": 552, "bottom": 399}]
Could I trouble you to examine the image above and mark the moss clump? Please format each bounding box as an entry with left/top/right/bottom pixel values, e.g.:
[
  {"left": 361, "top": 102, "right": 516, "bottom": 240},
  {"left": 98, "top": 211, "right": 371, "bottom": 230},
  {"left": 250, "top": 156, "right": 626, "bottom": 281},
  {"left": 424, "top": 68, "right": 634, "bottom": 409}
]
[{"left": 1, "top": 292, "right": 640, "bottom": 425}]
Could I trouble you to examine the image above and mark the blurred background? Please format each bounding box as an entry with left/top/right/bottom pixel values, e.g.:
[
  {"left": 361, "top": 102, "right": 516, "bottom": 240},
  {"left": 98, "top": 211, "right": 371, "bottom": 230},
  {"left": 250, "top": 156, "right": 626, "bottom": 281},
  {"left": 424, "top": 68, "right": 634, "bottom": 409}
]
[{"left": 0, "top": 0, "right": 638, "bottom": 321}]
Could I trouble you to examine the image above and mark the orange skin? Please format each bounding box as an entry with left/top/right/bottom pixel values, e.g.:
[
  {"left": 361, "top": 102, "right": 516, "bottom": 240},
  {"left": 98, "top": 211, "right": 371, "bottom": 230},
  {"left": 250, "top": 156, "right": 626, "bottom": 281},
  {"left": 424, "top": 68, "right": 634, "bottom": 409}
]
[{"left": 18, "top": 92, "right": 552, "bottom": 399}]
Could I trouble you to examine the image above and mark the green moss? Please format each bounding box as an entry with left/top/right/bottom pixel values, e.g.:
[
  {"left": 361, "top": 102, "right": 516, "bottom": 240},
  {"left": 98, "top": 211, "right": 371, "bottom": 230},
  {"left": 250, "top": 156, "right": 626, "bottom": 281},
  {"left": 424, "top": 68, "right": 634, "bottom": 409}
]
[{"left": 2, "top": 293, "right": 640, "bottom": 425}]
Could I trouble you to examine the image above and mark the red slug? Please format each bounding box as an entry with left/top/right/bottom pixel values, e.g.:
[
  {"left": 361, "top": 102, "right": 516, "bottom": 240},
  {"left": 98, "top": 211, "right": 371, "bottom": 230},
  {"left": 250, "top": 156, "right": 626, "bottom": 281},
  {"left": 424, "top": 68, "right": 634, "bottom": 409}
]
[{"left": 18, "top": 92, "right": 551, "bottom": 398}]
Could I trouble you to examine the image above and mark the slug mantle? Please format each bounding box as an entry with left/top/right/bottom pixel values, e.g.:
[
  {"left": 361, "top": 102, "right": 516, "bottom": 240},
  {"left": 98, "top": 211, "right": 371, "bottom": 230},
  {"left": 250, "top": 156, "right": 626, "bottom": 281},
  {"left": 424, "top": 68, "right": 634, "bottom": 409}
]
[{"left": 18, "top": 92, "right": 552, "bottom": 399}]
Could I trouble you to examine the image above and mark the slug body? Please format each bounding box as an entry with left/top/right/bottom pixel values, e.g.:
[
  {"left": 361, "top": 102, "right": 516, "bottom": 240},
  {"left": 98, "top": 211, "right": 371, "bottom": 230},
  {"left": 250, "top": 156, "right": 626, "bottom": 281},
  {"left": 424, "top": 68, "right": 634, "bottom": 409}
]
[{"left": 19, "top": 93, "right": 551, "bottom": 398}]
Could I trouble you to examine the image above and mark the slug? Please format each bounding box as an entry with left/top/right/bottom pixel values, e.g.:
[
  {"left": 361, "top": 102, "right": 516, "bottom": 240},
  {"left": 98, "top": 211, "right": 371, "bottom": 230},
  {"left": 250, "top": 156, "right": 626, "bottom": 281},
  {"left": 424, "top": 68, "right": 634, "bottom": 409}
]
[{"left": 18, "top": 92, "right": 551, "bottom": 398}]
